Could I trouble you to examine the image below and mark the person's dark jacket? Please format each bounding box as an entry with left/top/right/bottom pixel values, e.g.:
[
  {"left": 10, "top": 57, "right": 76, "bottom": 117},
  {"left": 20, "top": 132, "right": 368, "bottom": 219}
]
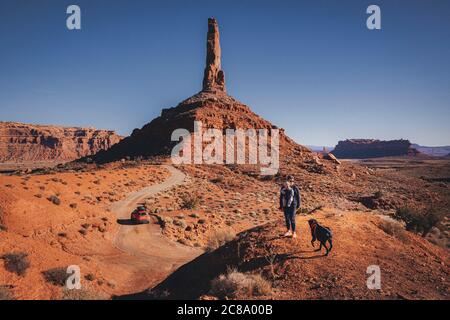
[{"left": 279, "top": 185, "right": 301, "bottom": 210}]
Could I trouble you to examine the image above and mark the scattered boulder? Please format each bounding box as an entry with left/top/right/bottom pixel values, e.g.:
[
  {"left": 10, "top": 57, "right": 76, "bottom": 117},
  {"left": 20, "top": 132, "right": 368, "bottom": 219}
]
[{"left": 325, "top": 153, "right": 341, "bottom": 165}]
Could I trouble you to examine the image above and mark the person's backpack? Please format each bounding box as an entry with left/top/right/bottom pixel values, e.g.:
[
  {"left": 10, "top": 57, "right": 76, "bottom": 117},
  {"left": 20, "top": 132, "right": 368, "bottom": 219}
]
[{"left": 293, "top": 185, "right": 301, "bottom": 209}]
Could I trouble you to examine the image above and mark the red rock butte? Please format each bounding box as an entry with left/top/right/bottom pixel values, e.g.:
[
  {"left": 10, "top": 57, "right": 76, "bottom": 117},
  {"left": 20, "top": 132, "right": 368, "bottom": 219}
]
[{"left": 88, "top": 18, "right": 309, "bottom": 163}]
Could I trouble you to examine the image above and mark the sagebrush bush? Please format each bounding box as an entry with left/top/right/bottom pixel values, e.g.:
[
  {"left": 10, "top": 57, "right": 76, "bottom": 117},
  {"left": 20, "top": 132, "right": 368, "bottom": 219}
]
[
  {"left": 210, "top": 176, "right": 224, "bottom": 184},
  {"left": 0, "top": 286, "right": 14, "bottom": 300},
  {"left": 206, "top": 229, "right": 235, "bottom": 252},
  {"left": 373, "top": 190, "right": 384, "bottom": 199},
  {"left": 84, "top": 273, "right": 96, "bottom": 281},
  {"left": 47, "top": 195, "right": 61, "bottom": 205},
  {"left": 180, "top": 194, "right": 199, "bottom": 210},
  {"left": 392, "top": 207, "right": 444, "bottom": 237},
  {"left": 1, "top": 252, "right": 30, "bottom": 276},
  {"left": 42, "top": 267, "right": 68, "bottom": 286},
  {"left": 210, "top": 268, "right": 272, "bottom": 299}
]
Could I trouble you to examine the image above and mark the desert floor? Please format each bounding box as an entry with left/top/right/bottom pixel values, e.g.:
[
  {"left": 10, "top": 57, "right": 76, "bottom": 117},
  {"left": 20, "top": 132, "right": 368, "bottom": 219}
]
[{"left": 0, "top": 158, "right": 449, "bottom": 299}]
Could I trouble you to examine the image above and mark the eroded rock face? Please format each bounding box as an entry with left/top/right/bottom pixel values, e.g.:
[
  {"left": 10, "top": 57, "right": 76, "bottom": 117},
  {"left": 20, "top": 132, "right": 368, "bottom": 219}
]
[
  {"left": 90, "top": 91, "right": 309, "bottom": 163},
  {"left": 0, "top": 122, "right": 122, "bottom": 162},
  {"left": 332, "top": 139, "right": 419, "bottom": 159},
  {"left": 202, "top": 18, "right": 226, "bottom": 93}
]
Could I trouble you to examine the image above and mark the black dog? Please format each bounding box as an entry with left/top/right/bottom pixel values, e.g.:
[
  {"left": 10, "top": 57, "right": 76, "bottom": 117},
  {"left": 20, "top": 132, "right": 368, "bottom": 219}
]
[{"left": 308, "top": 219, "right": 333, "bottom": 256}]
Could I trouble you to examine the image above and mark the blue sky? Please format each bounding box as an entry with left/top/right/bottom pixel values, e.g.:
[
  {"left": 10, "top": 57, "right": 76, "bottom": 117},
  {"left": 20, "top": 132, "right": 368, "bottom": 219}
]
[{"left": 0, "top": 0, "right": 449, "bottom": 146}]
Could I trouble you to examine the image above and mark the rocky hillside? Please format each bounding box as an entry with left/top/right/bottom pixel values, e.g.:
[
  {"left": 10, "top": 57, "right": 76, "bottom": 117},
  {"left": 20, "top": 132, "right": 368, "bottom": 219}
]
[
  {"left": 122, "top": 209, "right": 449, "bottom": 300},
  {"left": 0, "top": 122, "right": 122, "bottom": 163},
  {"left": 332, "top": 139, "right": 419, "bottom": 159}
]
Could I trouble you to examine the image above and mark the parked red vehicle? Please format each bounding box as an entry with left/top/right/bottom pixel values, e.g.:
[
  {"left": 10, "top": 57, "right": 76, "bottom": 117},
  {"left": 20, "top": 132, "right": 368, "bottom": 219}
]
[{"left": 130, "top": 205, "right": 150, "bottom": 224}]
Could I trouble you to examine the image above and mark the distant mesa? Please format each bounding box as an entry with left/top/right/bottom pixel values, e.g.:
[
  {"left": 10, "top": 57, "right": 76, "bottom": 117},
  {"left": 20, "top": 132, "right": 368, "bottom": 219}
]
[
  {"left": 0, "top": 121, "right": 122, "bottom": 163},
  {"left": 332, "top": 139, "right": 420, "bottom": 159},
  {"left": 89, "top": 18, "right": 309, "bottom": 164},
  {"left": 410, "top": 143, "right": 450, "bottom": 157}
]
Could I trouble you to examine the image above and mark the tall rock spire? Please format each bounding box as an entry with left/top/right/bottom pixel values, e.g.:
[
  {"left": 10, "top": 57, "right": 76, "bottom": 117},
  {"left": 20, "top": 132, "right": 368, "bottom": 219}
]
[{"left": 202, "top": 18, "right": 226, "bottom": 93}]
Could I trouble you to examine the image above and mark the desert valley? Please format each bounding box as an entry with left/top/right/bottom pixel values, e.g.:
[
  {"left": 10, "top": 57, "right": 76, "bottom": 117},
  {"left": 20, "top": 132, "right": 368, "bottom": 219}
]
[{"left": 0, "top": 18, "right": 449, "bottom": 301}]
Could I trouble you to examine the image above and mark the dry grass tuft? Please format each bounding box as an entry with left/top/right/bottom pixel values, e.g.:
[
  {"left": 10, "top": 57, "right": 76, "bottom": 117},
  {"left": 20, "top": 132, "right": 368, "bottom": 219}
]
[
  {"left": 378, "top": 216, "right": 409, "bottom": 243},
  {"left": 210, "top": 268, "right": 272, "bottom": 299},
  {"left": 206, "top": 229, "right": 235, "bottom": 252}
]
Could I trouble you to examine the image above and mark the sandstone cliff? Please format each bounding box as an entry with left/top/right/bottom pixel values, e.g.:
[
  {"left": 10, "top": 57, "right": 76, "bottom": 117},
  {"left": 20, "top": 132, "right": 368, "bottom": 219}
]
[
  {"left": 0, "top": 122, "right": 122, "bottom": 162},
  {"left": 332, "top": 139, "right": 419, "bottom": 159}
]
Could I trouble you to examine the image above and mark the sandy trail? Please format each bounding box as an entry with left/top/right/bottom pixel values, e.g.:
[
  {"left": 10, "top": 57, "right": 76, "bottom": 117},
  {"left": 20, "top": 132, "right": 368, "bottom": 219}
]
[{"left": 100, "top": 165, "right": 202, "bottom": 294}]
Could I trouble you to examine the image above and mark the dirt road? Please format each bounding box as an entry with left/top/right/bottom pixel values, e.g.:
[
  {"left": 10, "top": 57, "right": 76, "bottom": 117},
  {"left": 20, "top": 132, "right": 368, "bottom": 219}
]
[{"left": 101, "top": 165, "right": 202, "bottom": 295}]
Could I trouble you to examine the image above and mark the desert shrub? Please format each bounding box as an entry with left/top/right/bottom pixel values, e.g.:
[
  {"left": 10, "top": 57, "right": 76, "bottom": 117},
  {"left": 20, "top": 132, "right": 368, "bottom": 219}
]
[
  {"left": 61, "top": 288, "right": 106, "bottom": 300},
  {"left": 173, "top": 219, "right": 187, "bottom": 228},
  {"left": 1, "top": 252, "right": 30, "bottom": 276},
  {"left": 69, "top": 203, "right": 77, "bottom": 209},
  {"left": 0, "top": 225, "right": 7, "bottom": 232},
  {"left": 181, "top": 194, "right": 199, "bottom": 210},
  {"left": 210, "top": 176, "right": 224, "bottom": 184},
  {"left": 47, "top": 195, "right": 61, "bottom": 205},
  {"left": 378, "top": 218, "right": 409, "bottom": 243},
  {"left": 206, "top": 229, "right": 235, "bottom": 252},
  {"left": 427, "top": 228, "right": 448, "bottom": 248},
  {"left": 159, "top": 216, "right": 173, "bottom": 228},
  {"left": 42, "top": 267, "right": 68, "bottom": 286},
  {"left": 210, "top": 268, "right": 272, "bottom": 299},
  {"left": 0, "top": 285, "right": 14, "bottom": 300},
  {"left": 374, "top": 190, "right": 384, "bottom": 199},
  {"left": 392, "top": 207, "right": 445, "bottom": 237},
  {"left": 84, "top": 273, "right": 96, "bottom": 281}
]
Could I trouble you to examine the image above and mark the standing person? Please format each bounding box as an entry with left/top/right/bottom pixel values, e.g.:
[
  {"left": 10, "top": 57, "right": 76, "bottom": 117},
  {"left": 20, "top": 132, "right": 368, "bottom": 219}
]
[{"left": 279, "top": 178, "right": 298, "bottom": 238}]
